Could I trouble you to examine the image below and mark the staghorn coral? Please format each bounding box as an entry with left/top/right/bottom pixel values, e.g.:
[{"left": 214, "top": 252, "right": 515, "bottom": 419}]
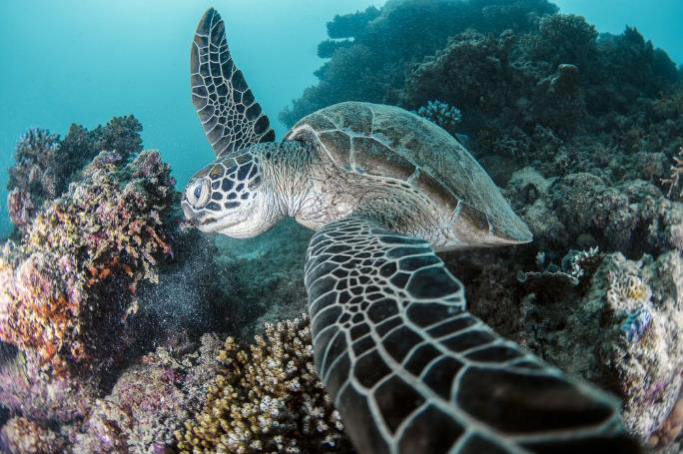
[
  {"left": 176, "top": 315, "right": 352, "bottom": 454},
  {"left": 0, "top": 416, "right": 66, "bottom": 454},
  {"left": 0, "top": 149, "right": 176, "bottom": 375}
]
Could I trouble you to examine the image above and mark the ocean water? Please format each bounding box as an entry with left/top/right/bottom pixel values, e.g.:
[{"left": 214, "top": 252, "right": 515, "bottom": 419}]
[
  {"left": 1, "top": 0, "right": 681, "bottom": 238},
  {"left": 1, "top": 1, "right": 683, "bottom": 452}
]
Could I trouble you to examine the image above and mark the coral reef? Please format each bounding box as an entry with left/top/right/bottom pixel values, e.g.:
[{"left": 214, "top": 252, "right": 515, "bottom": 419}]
[
  {"left": 176, "top": 315, "right": 351, "bottom": 454},
  {"left": 0, "top": 416, "right": 66, "bottom": 454},
  {"left": 507, "top": 252, "right": 683, "bottom": 443},
  {"left": 416, "top": 100, "right": 462, "bottom": 134},
  {"left": 2, "top": 0, "right": 683, "bottom": 451},
  {"left": 0, "top": 149, "right": 176, "bottom": 375},
  {"left": 280, "top": 0, "right": 557, "bottom": 127},
  {"left": 73, "top": 334, "right": 223, "bottom": 454},
  {"left": 0, "top": 116, "right": 250, "bottom": 452},
  {"left": 6, "top": 116, "right": 142, "bottom": 232}
]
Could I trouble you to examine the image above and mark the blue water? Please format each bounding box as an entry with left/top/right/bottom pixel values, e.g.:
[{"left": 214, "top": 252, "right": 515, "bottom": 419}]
[{"left": 1, "top": 0, "right": 681, "bottom": 238}]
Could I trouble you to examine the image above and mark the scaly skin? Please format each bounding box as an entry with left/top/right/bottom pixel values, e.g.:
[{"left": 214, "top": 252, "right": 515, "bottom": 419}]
[
  {"left": 183, "top": 139, "right": 453, "bottom": 247},
  {"left": 181, "top": 8, "right": 640, "bottom": 454}
]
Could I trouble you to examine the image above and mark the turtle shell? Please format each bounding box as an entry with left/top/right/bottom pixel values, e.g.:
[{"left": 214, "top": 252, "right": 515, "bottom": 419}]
[{"left": 285, "top": 102, "right": 531, "bottom": 245}]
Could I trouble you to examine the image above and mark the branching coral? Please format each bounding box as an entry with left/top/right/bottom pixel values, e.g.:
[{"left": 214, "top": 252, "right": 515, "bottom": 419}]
[
  {"left": 416, "top": 100, "right": 462, "bottom": 134},
  {"left": 0, "top": 149, "right": 176, "bottom": 375},
  {"left": 176, "top": 315, "right": 351, "bottom": 454},
  {"left": 662, "top": 146, "right": 683, "bottom": 200}
]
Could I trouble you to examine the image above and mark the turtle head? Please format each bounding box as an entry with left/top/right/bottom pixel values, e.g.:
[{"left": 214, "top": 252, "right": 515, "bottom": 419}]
[{"left": 182, "top": 150, "right": 279, "bottom": 238}]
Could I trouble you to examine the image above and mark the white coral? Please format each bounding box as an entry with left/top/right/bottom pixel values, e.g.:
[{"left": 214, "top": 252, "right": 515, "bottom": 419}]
[{"left": 662, "top": 146, "right": 683, "bottom": 200}]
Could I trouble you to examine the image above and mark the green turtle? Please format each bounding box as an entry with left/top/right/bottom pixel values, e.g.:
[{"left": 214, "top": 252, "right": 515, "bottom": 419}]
[{"left": 182, "top": 8, "right": 638, "bottom": 453}]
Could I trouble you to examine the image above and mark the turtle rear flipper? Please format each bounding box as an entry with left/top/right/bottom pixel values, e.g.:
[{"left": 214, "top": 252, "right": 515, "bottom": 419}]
[
  {"left": 305, "top": 215, "right": 639, "bottom": 454},
  {"left": 192, "top": 8, "right": 275, "bottom": 156}
]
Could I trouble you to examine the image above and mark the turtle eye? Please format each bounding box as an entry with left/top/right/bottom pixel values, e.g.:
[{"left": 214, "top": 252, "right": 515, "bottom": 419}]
[{"left": 187, "top": 178, "right": 211, "bottom": 208}]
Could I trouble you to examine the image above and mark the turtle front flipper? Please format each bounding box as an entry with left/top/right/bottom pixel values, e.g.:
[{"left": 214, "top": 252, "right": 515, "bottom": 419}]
[
  {"left": 305, "top": 215, "right": 639, "bottom": 454},
  {"left": 191, "top": 9, "right": 275, "bottom": 156}
]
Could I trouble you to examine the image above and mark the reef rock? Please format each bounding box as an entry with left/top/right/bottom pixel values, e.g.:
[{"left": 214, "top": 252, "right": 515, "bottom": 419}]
[
  {"left": 511, "top": 251, "right": 683, "bottom": 443},
  {"left": 73, "top": 334, "right": 223, "bottom": 454}
]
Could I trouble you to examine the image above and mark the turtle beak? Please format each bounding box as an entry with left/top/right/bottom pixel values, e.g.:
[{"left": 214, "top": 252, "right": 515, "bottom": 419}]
[
  {"left": 181, "top": 201, "right": 199, "bottom": 225},
  {"left": 181, "top": 200, "right": 221, "bottom": 231}
]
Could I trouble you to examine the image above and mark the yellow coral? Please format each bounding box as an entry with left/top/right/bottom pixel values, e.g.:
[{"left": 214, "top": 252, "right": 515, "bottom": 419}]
[
  {"left": 176, "top": 315, "right": 350, "bottom": 454},
  {"left": 626, "top": 277, "right": 649, "bottom": 302}
]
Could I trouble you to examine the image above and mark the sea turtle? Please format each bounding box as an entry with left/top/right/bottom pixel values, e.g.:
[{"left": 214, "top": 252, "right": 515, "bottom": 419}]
[{"left": 182, "top": 9, "right": 638, "bottom": 453}]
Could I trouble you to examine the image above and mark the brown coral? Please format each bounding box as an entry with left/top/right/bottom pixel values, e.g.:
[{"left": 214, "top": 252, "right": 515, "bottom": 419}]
[
  {"left": 0, "top": 416, "right": 66, "bottom": 454},
  {"left": 176, "top": 315, "right": 352, "bottom": 454},
  {"left": 0, "top": 150, "right": 176, "bottom": 375}
]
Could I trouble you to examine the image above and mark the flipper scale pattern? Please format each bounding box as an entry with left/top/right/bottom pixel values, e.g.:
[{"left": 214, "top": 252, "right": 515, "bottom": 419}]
[
  {"left": 305, "top": 216, "right": 639, "bottom": 454},
  {"left": 191, "top": 8, "right": 275, "bottom": 156}
]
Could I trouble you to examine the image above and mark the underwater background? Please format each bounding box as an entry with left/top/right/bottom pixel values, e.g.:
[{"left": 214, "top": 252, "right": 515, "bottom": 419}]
[
  {"left": 1, "top": 0, "right": 682, "bottom": 238},
  {"left": 1, "top": 0, "right": 683, "bottom": 452}
]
